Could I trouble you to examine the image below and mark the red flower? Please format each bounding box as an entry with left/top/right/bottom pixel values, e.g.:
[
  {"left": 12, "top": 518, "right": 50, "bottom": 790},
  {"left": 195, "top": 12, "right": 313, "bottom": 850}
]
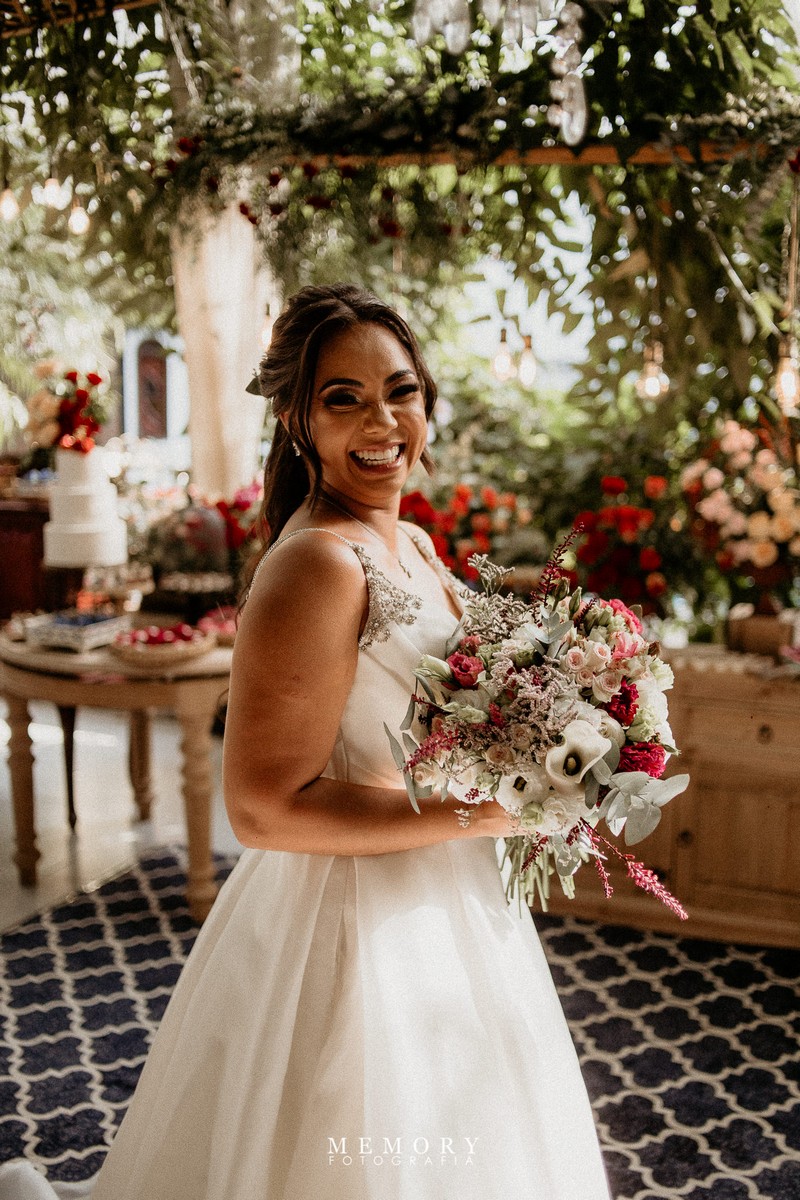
[
  {"left": 64, "top": 370, "right": 79, "bottom": 383},
  {"left": 471, "top": 513, "right": 492, "bottom": 534},
  {"left": 618, "top": 742, "right": 667, "bottom": 778},
  {"left": 601, "top": 475, "right": 627, "bottom": 496},
  {"left": 643, "top": 475, "right": 668, "bottom": 501},
  {"left": 434, "top": 511, "right": 457, "bottom": 535},
  {"left": 74, "top": 388, "right": 89, "bottom": 404},
  {"left": 639, "top": 547, "right": 662, "bottom": 571},
  {"left": 85, "top": 372, "right": 103, "bottom": 387},
  {"left": 446, "top": 652, "right": 484, "bottom": 688},
  {"left": 574, "top": 510, "right": 599, "bottom": 531},
  {"left": 577, "top": 529, "right": 610, "bottom": 565},
  {"left": 479, "top": 485, "right": 499, "bottom": 509},
  {"left": 399, "top": 490, "right": 437, "bottom": 526},
  {"left": 645, "top": 572, "right": 668, "bottom": 597},
  {"left": 430, "top": 533, "right": 450, "bottom": 559},
  {"left": 605, "top": 680, "right": 639, "bottom": 726}
]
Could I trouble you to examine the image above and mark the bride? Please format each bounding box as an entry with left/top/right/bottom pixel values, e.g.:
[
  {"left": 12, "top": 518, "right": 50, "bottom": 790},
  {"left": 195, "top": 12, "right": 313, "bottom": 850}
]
[{"left": 0, "top": 284, "right": 610, "bottom": 1199}]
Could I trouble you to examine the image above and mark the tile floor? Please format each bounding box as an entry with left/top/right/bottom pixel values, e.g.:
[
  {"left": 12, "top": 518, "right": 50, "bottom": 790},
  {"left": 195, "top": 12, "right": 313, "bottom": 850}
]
[{"left": 0, "top": 700, "right": 240, "bottom": 932}]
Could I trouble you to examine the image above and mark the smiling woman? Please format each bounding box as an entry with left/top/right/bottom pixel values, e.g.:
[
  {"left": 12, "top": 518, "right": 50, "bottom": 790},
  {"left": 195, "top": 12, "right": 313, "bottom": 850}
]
[{"left": 0, "top": 285, "right": 611, "bottom": 1200}]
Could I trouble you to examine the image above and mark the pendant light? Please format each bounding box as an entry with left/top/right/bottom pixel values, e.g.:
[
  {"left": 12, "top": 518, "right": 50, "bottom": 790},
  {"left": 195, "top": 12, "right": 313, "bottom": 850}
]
[
  {"left": 635, "top": 341, "right": 670, "bottom": 402},
  {"left": 517, "top": 334, "right": 538, "bottom": 387},
  {"left": 491, "top": 327, "right": 517, "bottom": 382}
]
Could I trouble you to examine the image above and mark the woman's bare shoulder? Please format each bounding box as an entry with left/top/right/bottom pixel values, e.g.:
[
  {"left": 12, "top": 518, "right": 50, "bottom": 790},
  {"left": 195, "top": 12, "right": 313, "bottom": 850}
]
[{"left": 242, "top": 527, "right": 368, "bottom": 633}]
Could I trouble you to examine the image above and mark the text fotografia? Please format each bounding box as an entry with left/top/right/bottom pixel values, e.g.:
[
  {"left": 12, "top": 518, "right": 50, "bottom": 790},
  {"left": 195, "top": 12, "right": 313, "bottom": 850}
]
[{"left": 327, "top": 1136, "right": 478, "bottom": 1167}]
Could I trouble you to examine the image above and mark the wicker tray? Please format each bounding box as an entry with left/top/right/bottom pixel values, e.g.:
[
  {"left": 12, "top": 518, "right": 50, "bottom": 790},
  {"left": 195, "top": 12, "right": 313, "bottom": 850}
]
[{"left": 109, "top": 630, "right": 217, "bottom": 667}]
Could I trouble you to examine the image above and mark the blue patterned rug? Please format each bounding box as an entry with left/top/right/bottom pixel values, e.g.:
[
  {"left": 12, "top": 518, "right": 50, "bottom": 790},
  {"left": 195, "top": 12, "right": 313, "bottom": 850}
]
[{"left": 0, "top": 850, "right": 798, "bottom": 1199}]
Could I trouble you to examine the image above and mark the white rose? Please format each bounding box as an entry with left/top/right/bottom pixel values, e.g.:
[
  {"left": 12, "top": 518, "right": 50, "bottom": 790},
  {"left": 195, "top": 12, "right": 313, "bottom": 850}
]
[
  {"left": 485, "top": 743, "right": 516, "bottom": 768},
  {"left": 529, "top": 791, "right": 587, "bottom": 837},
  {"left": 597, "top": 713, "right": 626, "bottom": 747},
  {"left": 575, "top": 668, "right": 595, "bottom": 689},
  {"left": 591, "top": 669, "right": 624, "bottom": 703},
  {"left": 566, "top": 647, "right": 586, "bottom": 672},
  {"left": 412, "top": 761, "right": 441, "bottom": 788},
  {"left": 509, "top": 723, "right": 534, "bottom": 750},
  {"left": 585, "top": 642, "right": 612, "bottom": 670},
  {"left": 544, "top": 720, "right": 612, "bottom": 796}
]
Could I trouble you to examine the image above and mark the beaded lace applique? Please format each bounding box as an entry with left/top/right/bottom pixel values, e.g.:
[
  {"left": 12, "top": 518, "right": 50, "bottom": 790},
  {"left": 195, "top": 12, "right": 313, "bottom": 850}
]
[{"left": 248, "top": 527, "right": 422, "bottom": 650}]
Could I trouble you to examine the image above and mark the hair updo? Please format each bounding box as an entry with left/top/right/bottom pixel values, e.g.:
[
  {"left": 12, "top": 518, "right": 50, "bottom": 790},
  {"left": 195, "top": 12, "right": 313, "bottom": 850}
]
[{"left": 251, "top": 282, "right": 437, "bottom": 558}]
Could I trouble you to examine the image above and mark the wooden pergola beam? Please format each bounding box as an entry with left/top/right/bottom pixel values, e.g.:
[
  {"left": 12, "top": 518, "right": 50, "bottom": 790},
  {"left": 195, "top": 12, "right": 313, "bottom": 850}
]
[
  {"left": 297, "top": 138, "right": 763, "bottom": 171},
  {"left": 0, "top": 0, "right": 155, "bottom": 39}
]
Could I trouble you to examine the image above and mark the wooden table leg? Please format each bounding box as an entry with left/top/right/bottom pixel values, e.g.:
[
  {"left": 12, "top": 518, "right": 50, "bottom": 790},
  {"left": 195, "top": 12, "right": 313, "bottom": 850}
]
[
  {"left": 177, "top": 708, "right": 219, "bottom": 923},
  {"left": 6, "top": 694, "right": 40, "bottom": 886},
  {"left": 57, "top": 705, "right": 77, "bottom": 829},
  {"left": 128, "top": 709, "right": 154, "bottom": 820}
]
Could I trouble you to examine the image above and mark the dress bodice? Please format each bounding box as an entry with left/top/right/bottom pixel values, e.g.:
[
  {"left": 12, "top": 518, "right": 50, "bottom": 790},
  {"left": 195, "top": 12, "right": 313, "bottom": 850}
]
[{"left": 251, "top": 526, "right": 465, "bottom": 788}]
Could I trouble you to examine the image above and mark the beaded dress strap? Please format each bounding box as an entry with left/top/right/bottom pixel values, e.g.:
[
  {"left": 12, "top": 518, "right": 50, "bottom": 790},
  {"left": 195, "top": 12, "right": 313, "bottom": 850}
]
[{"left": 246, "top": 527, "right": 422, "bottom": 650}]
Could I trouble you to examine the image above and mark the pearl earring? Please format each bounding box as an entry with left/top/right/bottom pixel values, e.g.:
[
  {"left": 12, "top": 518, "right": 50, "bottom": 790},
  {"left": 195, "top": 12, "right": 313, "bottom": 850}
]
[{"left": 292, "top": 440, "right": 301, "bottom": 457}]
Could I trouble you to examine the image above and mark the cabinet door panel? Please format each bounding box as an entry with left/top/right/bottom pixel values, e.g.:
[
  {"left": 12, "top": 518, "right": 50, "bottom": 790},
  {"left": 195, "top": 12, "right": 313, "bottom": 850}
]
[{"left": 677, "top": 767, "right": 800, "bottom": 925}]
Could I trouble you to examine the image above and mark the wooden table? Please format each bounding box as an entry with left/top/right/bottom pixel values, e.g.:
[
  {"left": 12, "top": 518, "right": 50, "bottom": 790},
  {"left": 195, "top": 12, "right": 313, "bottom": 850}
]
[{"left": 0, "top": 634, "right": 233, "bottom": 922}]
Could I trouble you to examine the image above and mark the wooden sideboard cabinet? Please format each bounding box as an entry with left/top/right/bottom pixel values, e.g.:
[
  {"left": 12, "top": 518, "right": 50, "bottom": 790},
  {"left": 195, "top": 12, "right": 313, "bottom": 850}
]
[{"left": 543, "top": 650, "right": 800, "bottom": 948}]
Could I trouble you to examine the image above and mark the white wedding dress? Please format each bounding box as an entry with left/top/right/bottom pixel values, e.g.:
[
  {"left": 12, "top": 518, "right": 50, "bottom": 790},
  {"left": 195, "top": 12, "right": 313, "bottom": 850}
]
[{"left": 0, "top": 531, "right": 610, "bottom": 1200}]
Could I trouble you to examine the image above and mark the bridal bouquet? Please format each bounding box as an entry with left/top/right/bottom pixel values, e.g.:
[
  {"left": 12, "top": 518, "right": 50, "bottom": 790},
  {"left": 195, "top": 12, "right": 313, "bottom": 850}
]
[{"left": 386, "top": 539, "right": 689, "bottom": 917}]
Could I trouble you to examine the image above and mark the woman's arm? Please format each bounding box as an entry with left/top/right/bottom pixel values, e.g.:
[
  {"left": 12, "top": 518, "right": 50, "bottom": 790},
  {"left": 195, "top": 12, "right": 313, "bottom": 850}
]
[{"left": 223, "top": 532, "right": 513, "bottom": 854}]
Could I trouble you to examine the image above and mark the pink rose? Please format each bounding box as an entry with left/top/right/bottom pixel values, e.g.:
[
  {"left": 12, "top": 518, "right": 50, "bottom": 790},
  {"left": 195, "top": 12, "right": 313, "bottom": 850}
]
[{"left": 446, "top": 652, "right": 484, "bottom": 688}]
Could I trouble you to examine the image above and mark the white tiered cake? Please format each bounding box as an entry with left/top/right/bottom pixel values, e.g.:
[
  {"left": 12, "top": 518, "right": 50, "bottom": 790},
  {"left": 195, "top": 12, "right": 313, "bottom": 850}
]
[{"left": 44, "top": 447, "right": 128, "bottom": 567}]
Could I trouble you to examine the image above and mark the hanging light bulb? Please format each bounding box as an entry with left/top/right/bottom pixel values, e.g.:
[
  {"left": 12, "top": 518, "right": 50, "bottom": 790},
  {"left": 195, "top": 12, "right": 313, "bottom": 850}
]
[
  {"left": 42, "top": 175, "right": 64, "bottom": 208},
  {"left": 67, "top": 199, "right": 90, "bottom": 235},
  {"left": 517, "top": 334, "right": 537, "bottom": 387},
  {"left": 635, "top": 341, "right": 670, "bottom": 401},
  {"left": 491, "top": 327, "right": 517, "bottom": 382},
  {"left": 774, "top": 334, "right": 800, "bottom": 415},
  {"left": 0, "top": 185, "right": 19, "bottom": 221}
]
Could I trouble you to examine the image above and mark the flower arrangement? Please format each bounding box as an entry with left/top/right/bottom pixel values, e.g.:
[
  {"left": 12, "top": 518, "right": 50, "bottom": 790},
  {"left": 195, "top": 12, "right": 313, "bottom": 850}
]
[
  {"left": 680, "top": 419, "right": 800, "bottom": 612},
  {"left": 214, "top": 480, "right": 263, "bottom": 575},
  {"left": 136, "top": 481, "right": 262, "bottom": 586},
  {"left": 400, "top": 483, "right": 543, "bottom": 583},
  {"left": 387, "top": 544, "right": 688, "bottom": 916},
  {"left": 25, "top": 367, "right": 109, "bottom": 454},
  {"left": 573, "top": 474, "right": 673, "bottom": 615}
]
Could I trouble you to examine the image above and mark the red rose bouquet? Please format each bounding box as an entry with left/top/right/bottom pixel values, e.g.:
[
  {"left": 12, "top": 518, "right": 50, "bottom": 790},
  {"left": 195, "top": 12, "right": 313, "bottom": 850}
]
[{"left": 25, "top": 367, "right": 109, "bottom": 454}]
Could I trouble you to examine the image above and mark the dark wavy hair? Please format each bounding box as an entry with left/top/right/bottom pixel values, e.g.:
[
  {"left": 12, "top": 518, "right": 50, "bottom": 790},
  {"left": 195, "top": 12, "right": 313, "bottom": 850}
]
[{"left": 246, "top": 283, "right": 438, "bottom": 577}]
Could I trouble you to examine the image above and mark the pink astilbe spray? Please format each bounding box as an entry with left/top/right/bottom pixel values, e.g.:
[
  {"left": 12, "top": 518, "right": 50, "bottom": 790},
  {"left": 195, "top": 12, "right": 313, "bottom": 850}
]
[{"left": 581, "top": 823, "right": 687, "bottom": 920}]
